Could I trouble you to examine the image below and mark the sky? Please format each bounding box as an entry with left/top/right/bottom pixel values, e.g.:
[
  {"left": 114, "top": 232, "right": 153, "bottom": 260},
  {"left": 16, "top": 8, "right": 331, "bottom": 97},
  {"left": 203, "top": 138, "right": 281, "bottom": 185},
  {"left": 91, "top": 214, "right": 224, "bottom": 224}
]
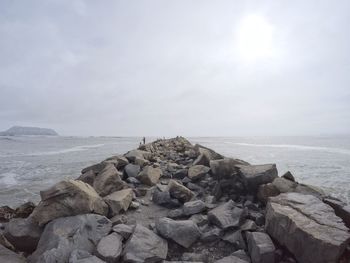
[{"left": 0, "top": 0, "right": 349, "bottom": 136}]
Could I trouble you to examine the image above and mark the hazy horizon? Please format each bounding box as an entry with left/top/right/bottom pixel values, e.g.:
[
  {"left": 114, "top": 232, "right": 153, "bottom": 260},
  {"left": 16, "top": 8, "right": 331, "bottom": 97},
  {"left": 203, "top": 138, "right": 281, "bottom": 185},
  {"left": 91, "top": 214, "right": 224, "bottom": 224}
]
[{"left": 1, "top": 1, "right": 350, "bottom": 137}]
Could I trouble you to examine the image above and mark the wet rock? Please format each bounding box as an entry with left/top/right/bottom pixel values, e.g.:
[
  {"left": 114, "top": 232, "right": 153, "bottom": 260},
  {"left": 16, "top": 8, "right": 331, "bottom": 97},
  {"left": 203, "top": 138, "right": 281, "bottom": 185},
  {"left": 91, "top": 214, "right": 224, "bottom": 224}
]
[
  {"left": 96, "top": 233, "right": 123, "bottom": 262},
  {"left": 69, "top": 249, "right": 106, "bottom": 263},
  {"left": 112, "top": 224, "right": 134, "bottom": 239},
  {"left": 31, "top": 180, "right": 108, "bottom": 226},
  {"left": 183, "top": 200, "right": 206, "bottom": 216},
  {"left": 123, "top": 224, "right": 168, "bottom": 262},
  {"left": 266, "top": 192, "right": 350, "bottom": 263},
  {"left": 156, "top": 217, "right": 201, "bottom": 248},
  {"left": 246, "top": 231, "right": 275, "bottom": 263},
  {"left": 168, "top": 180, "right": 194, "bottom": 203},
  {"left": 138, "top": 166, "right": 162, "bottom": 186},
  {"left": 323, "top": 197, "right": 350, "bottom": 228},
  {"left": 281, "top": 171, "right": 295, "bottom": 182},
  {"left": 208, "top": 200, "right": 244, "bottom": 230},
  {"left": 238, "top": 164, "right": 278, "bottom": 192},
  {"left": 153, "top": 189, "right": 181, "bottom": 208},
  {"left": 0, "top": 244, "right": 26, "bottom": 263},
  {"left": 210, "top": 158, "right": 244, "bottom": 179},
  {"left": 124, "top": 164, "right": 141, "bottom": 178},
  {"left": 104, "top": 188, "right": 134, "bottom": 216},
  {"left": 28, "top": 214, "right": 111, "bottom": 263},
  {"left": 4, "top": 217, "right": 42, "bottom": 253},
  {"left": 188, "top": 165, "right": 210, "bottom": 181},
  {"left": 93, "top": 163, "right": 128, "bottom": 197}
]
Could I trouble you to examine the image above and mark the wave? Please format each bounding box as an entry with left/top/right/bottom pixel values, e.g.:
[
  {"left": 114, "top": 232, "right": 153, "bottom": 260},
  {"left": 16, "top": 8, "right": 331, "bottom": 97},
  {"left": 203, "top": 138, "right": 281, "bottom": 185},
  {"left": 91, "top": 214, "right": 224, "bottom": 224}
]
[
  {"left": 0, "top": 172, "right": 18, "bottom": 186},
  {"left": 233, "top": 143, "right": 350, "bottom": 155},
  {"left": 27, "top": 144, "right": 106, "bottom": 156}
]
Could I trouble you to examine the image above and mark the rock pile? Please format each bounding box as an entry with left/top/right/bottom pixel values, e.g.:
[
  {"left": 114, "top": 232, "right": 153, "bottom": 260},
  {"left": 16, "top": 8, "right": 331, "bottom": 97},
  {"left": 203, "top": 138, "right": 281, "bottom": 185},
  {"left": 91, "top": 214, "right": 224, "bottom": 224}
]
[{"left": 1, "top": 136, "right": 349, "bottom": 263}]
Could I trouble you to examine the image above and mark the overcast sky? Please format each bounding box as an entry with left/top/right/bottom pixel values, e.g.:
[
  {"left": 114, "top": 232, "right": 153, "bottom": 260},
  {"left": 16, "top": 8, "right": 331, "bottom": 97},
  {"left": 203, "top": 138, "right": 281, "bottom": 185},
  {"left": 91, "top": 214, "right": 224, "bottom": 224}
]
[{"left": 0, "top": 0, "right": 349, "bottom": 136}]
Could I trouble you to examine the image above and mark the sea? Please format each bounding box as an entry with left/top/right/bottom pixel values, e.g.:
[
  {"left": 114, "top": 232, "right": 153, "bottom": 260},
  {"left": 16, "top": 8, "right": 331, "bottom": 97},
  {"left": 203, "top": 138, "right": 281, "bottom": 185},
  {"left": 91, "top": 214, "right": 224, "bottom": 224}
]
[{"left": 1, "top": 136, "right": 350, "bottom": 207}]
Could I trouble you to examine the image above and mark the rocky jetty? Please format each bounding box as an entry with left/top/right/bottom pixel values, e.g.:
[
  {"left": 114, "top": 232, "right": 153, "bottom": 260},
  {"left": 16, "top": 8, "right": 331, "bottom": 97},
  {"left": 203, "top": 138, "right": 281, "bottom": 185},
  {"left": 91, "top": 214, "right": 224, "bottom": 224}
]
[{"left": 1, "top": 136, "right": 350, "bottom": 263}]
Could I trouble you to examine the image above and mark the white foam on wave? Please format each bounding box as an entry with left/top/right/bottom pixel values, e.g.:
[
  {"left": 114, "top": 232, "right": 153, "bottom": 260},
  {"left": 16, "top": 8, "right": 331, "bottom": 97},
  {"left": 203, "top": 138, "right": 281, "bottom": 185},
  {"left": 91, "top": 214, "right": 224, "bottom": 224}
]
[
  {"left": 0, "top": 172, "right": 18, "bottom": 186},
  {"left": 233, "top": 142, "right": 350, "bottom": 155}
]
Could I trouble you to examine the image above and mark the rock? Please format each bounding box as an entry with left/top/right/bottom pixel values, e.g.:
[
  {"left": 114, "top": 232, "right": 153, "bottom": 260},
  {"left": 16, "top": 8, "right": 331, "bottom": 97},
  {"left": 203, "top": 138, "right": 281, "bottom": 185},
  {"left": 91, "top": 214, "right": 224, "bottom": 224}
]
[
  {"left": 192, "top": 153, "right": 209, "bottom": 166},
  {"left": 173, "top": 169, "right": 188, "bottom": 180},
  {"left": 0, "top": 244, "right": 26, "bottom": 263},
  {"left": 96, "top": 232, "right": 123, "bottom": 262},
  {"left": 0, "top": 234, "right": 15, "bottom": 251},
  {"left": 134, "top": 157, "right": 149, "bottom": 167},
  {"left": 190, "top": 214, "right": 208, "bottom": 227},
  {"left": 28, "top": 214, "right": 111, "bottom": 263},
  {"left": 4, "top": 217, "right": 42, "bottom": 253},
  {"left": 240, "top": 219, "right": 257, "bottom": 231},
  {"left": 210, "top": 158, "right": 244, "bottom": 179},
  {"left": 108, "top": 155, "right": 129, "bottom": 169},
  {"left": 222, "top": 230, "right": 246, "bottom": 249},
  {"left": 265, "top": 193, "right": 350, "bottom": 263},
  {"left": 215, "top": 255, "right": 249, "bottom": 263},
  {"left": 123, "top": 224, "right": 168, "bottom": 262},
  {"left": 246, "top": 232, "right": 275, "bottom": 263},
  {"left": 126, "top": 177, "right": 141, "bottom": 185},
  {"left": 168, "top": 208, "right": 184, "bottom": 218},
  {"left": 194, "top": 144, "right": 225, "bottom": 163},
  {"left": 183, "top": 200, "right": 206, "bottom": 216},
  {"left": 81, "top": 162, "right": 106, "bottom": 175},
  {"left": 182, "top": 252, "right": 207, "bottom": 262},
  {"left": 281, "top": 171, "right": 295, "bottom": 182},
  {"left": 168, "top": 180, "right": 194, "bottom": 203},
  {"left": 0, "top": 206, "right": 14, "bottom": 222},
  {"left": 112, "top": 224, "right": 134, "bottom": 239},
  {"left": 323, "top": 197, "right": 350, "bottom": 228},
  {"left": 138, "top": 166, "right": 162, "bottom": 186},
  {"left": 69, "top": 249, "right": 106, "bottom": 263},
  {"left": 208, "top": 200, "right": 244, "bottom": 230},
  {"left": 201, "top": 226, "right": 222, "bottom": 242},
  {"left": 78, "top": 169, "right": 96, "bottom": 186},
  {"left": 31, "top": 180, "right": 108, "bottom": 226},
  {"left": 103, "top": 189, "right": 134, "bottom": 216},
  {"left": 257, "top": 183, "right": 280, "bottom": 203},
  {"left": 124, "top": 149, "right": 152, "bottom": 162},
  {"left": 188, "top": 165, "right": 210, "bottom": 181},
  {"left": 93, "top": 163, "right": 128, "bottom": 197},
  {"left": 272, "top": 177, "right": 297, "bottom": 193},
  {"left": 152, "top": 189, "right": 181, "bottom": 208},
  {"left": 232, "top": 250, "right": 251, "bottom": 262},
  {"left": 14, "top": 201, "right": 35, "bottom": 218},
  {"left": 238, "top": 164, "right": 278, "bottom": 192},
  {"left": 156, "top": 217, "right": 201, "bottom": 248},
  {"left": 124, "top": 164, "right": 141, "bottom": 178}
]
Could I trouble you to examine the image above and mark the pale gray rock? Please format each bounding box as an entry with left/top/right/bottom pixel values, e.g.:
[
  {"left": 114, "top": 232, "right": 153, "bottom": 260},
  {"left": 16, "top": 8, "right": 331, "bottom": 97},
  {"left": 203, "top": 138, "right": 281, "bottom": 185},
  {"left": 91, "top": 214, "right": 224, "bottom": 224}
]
[
  {"left": 188, "top": 165, "right": 210, "bottom": 181},
  {"left": 112, "top": 224, "right": 134, "bottom": 239},
  {"left": 168, "top": 180, "right": 194, "bottom": 203},
  {"left": 69, "top": 249, "right": 106, "bottom": 263},
  {"left": 96, "top": 233, "right": 123, "bottom": 262},
  {"left": 323, "top": 197, "right": 350, "bottom": 228},
  {"left": 138, "top": 166, "right": 162, "bottom": 186},
  {"left": 103, "top": 188, "right": 134, "bottom": 216},
  {"left": 124, "top": 150, "right": 152, "bottom": 162},
  {"left": 156, "top": 217, "right": 201, "bottom": 248},
  {"left": 246, "top": 232, "right": 275, "bottom": 263},
  {"left": 183, "top": 200, "right": 206, "bottom": 216},
  {"left": 208, "top": 200, "right": 243, "bottom": 229},
  {"left": 0, "top": 244, "right": 26, "bottom": 263}
]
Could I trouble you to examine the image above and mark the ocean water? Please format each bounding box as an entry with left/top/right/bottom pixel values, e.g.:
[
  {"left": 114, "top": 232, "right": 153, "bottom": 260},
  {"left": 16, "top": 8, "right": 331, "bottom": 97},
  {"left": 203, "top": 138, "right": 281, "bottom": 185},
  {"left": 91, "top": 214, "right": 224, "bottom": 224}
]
[{"left": 0, "top": 136, "right": 349, "bottom": 207}]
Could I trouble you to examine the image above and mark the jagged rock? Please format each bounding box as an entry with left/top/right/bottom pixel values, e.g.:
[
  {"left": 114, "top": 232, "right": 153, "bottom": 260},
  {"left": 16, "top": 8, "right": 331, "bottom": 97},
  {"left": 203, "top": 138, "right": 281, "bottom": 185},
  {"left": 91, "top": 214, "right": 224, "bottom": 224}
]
[
  {"left": 281, "top": 171, "right": 295, "bottom": 182},
  {"left": 104, "top": 189, "right": 134, "bottom": 216},
  {"left": 208, "top": 200, "right": 243, "bottom": 229},
  {"left": 153, "top": 189, "right": 181, "bottom": 208},
  {"left": 4, "top": 217, "right": 42, "bottom": 253},
  {"left": 190, "top": 214, "right": 208, "bottom": 227},
  {"left": 183, "top": 200, "right": 206, "bottom": 216},
  {"left": 78, "top": 169, "right": 96, "bottom": 186},
  {"left": 240, "top": 219, "right": 257, "bottom": 231},
  {"left": 246, "top": 231, "right": 275, "bottom": 263},
  {"left": 138, "top": 166, "right": 162, "bottom": 186},
  {"left": 156, "top": 217, "right": 201, "bottom": 248},
  {"left": 110, "top": 214, "right": 128, "bottom": 225},
  {"left": 112, "top": 224, "right": 134, "bottom": 239},
  {"left": 194, "top": 144, "right": 224, "bottom": 163},
  {"left": 96, "top": 233, "right": 123, "bottom": 262},
  {"left": 210, "top": 158, "right": 244, "bottom": 179},
  {"left": 232, "top": 250, "right": 252, "bottom": 262},
  {"left": 173, "top": 169, "right": 188, "bottom": 179},
  {"left": 31, "top": 180, "right": 108, "bottom": 226},
  {"left": 188, "top": 165, "right": 210, "bottom": 181},
  {"left": 237, "top": 164, "right": 278, "bottom": 192},
  {"left": 0, "top": 244, "right": 26, "bottom": 263},
  {"left": 104, "top": 155, "right": 129, "bottom": 169},
  {"left": 14, "top": 201, "right": 35, "bottom": 218},
  {"left": 168, "top": 208, "right": 184, "bottom": 218},
  {"left": 215, "top": 255, "right": 249, "bottom": 263},
  {"left": 266, "top": 193, "right": 350, "bottom": 263},
  {"left": 323, "top": 197, "right": 350, "bottom": 228},
  {"left": 134, "top": 157, "right": 149, "bottom": 167},
  {"left": 124, "top": 164, "right": 141, "bottom": 178},
  {"left": 93, "top": 163, "right": 128, "bottom": 197},
  {"left": 222, "top": 230, "right": 246, "bottom": 249},
  {"left": 201, "top": 226, "right": 222, "bottom": 242},
  {"left": 28, "top": 214, "right": 111, "bottom": 263},
  {"left": 168, "top": 180, "right": 194, "bottom": 203},
  {"left": 124, "top": 149, "right": 152, "bottom": 162},
  {"left": 192, "top": 153, "right": 209, "bottom": 166},
  {"left": 123, "top": 224, "right": 168, "bottom": 262},
  {"left": 69, "top": 249, "right": 106, "bottom": 263},
  {"left": 257, "top": 183, "right": 280, "bottom": 203}
]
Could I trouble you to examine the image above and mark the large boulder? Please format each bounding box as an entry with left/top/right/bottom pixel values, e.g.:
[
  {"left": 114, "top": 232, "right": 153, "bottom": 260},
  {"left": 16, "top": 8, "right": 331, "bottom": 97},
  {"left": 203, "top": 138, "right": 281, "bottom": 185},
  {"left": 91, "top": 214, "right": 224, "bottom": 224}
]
[
  {"left": 31, "top": 180, "right": 108, "bottom": 226},
  {"left": 123, "top": 224, "right": 168, "bottom": 262},
  {"left": 124, "top": 164, "right": 141, "bottom": 178},
  {"left": 77, "top": 170, "right": 96, "bottom": 186},
  {"left": 265, "top": 193, "right": 350, "bottom": 263},
  {"left": 138, "top": 166, "right": 162, "bottom": 186},
  {"left": 103, "top": 189, "right": 134, "bottom": 216},
  {"left": 323, "top": 197, "right": 350, "bottom": 228},
  {"left": 237, "top": 164, "right": 278, "bottom": 192},
  {"left": 96, "top": 233, "right": 123, "bottom": 262},
  {"left": 4, "top": 217, "right": 42, "bottom": 253},
  {"left": 124, "top": 149, "right": 152, "bottom": 162},
  {"left": 168, "top": 180, "right": 194, "bottom": 203},
  {"left": 69, "top": 249, "right": 106, "bottom": 263},
  {"left": 188, "top": 165, "right": 210, "bottom": 181},
  {"left": 0, "top": 244, "right": 26, "bottom": 263},
  {"left": 93, "top": 163, "right": 128, "bottom": 197},
  {"left": 246, "top": 231, "right": 275, "bottom": 263},
  {"left": 210, "top": 158, "right": 246, "bottom": 179},
  {"left": 208, "top": 200, "right": 244, "bottom": 230},
  {"left": 28, "top": 214, "right": 111, "bottom": 263},
  {"left": 183, "top": 200, "right": 206, "bottom": 216},
  {"left": 156, "top": 217, "right": 201, "bottom": 248}
]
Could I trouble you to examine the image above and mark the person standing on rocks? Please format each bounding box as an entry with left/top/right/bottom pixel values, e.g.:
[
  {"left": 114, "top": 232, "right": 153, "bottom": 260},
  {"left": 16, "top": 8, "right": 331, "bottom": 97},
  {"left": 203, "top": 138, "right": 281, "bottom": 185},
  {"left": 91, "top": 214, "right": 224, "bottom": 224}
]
[{"left": 143, "top": 137, "right": 146, "bottom": 144}]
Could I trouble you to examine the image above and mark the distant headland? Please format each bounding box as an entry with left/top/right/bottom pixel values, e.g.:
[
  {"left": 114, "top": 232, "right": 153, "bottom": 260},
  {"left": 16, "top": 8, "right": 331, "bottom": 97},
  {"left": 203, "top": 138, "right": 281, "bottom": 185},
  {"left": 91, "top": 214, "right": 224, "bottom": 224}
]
[{"left": 0, "top": 126, "right": 58, "bottom": 136}]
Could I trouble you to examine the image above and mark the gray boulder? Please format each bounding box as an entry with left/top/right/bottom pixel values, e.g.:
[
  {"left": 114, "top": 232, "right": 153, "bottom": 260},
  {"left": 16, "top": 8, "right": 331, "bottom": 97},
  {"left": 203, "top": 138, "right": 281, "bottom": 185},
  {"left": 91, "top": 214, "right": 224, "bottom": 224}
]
[
  {"left": 123, "top": 224, "right": 168, "bottom": 262},
  {"left": 124, "top": 164, "right": 141, "bottom": 178},
  {"left": 69, "top": 250, "right": 106, "bottom": 263},
  {"left": 112, "top": 224, "right": 134, "bottom": 239},
  {"left": 152, "top": 190, "right": 181, "bottom": 208},
  {"left": 210, "top": 158, "right": 245, "bottom": 179},
  {"left": 4, "top": 217, "right": 42, "bottom": 253},
  {"left": 0, "top": 244, "right": 26, "bottom": 263},
  {"left": 265, "top": 193, "right": 350, "bottom": 263},
  {"left": 156, "top": 217, "right": 201, "bottom": 248},
  {"left": 237, "top": 164, "right": 278, "bottom": 192},
  {"left": 31, "top": 180, "right": 108, "bottom": 226},
  {"left": 188, "top": 165, "right": 210, "bottom": 181},
  {"left": 29, "top": 214, "right": 111, "bottom": 263},
  {"left": 103, "top": 188, "right": 134, "bottom": 216},
  {"left": 222, "top": 230, "right": 246, "bottom": 249},
  {"left": 208, "top": 200, "right": 243, "bottom": 229},
  {"left": 96, "top": 233, "right": 123, "bottom": 262},
  {"left": 78, "top": 170, "right": 96, "bottom": 186},
  {"left": 246, "top": 232, "right": 275, "bottom": 263},
  {"left": 138, "top": 166, "right": 162, "bottom": 186},
  {"left": 183, "top": 200, "right": 206, "bottom": 216},
  {"left": 168, "top": 180, "right": 194, "bottom": 203},
  {"left": 323, "top": 197, "right": 350, "bottom": 228},
  {"left": 124, "top": 150, "right": 152, "bottom": 162}
]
